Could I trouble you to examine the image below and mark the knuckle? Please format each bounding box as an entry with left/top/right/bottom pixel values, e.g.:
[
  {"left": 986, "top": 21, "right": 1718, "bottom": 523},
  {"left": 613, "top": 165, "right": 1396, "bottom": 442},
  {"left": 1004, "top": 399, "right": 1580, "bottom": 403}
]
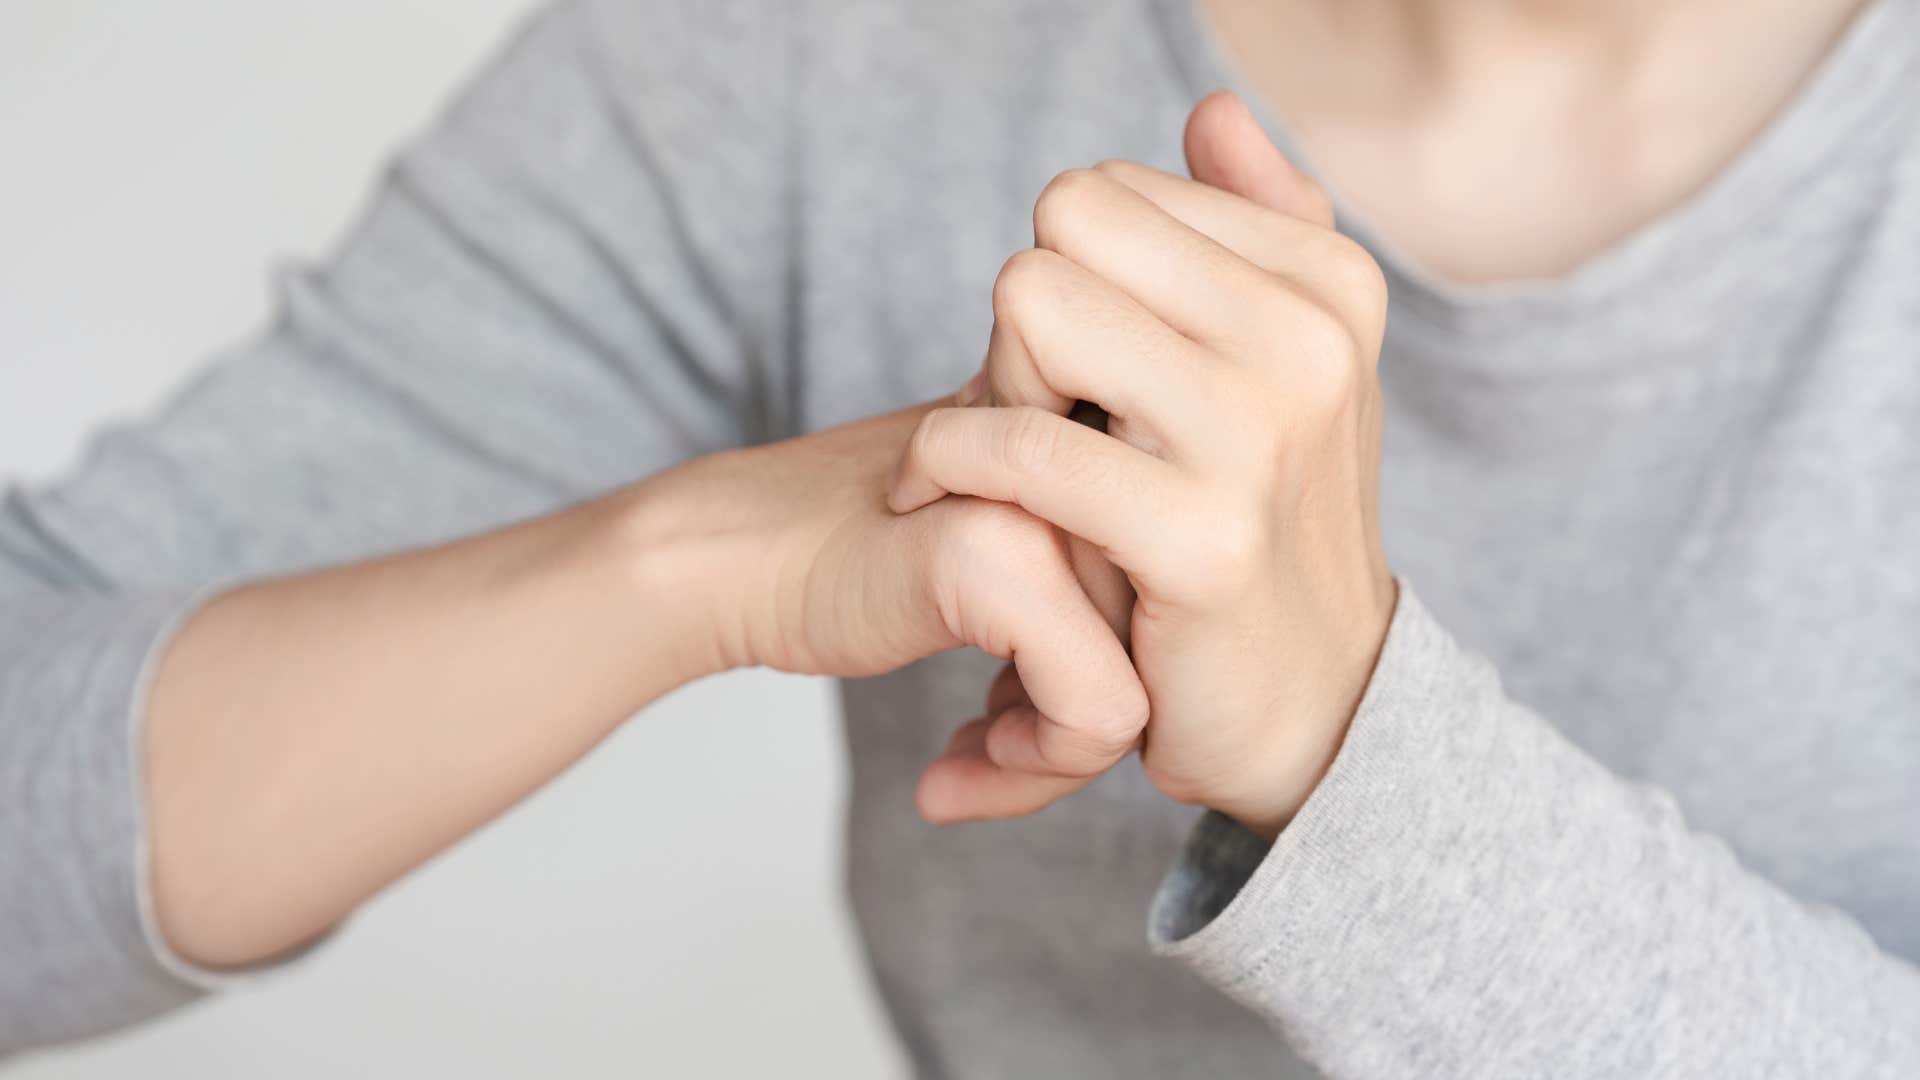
[
  {"left": 1299, "top": 178, "right": 1336, "bottom": 227},
  {"left": 1320, "top": 232, "right": 1390, "bottom": 321},
  {"left": 1282, "top": 299, "right": 1367, "bottom": 408},
  {"left": 998, "top": 406, "right": 1062, "bottom": 476},
  {"left": 1092, "top": 157, "right": 1150, "bottom": 185},
  {"left": 1032, "top": 167, "right": 1106, "bottom": 247},
  {"left": 907, "top": 406, "right": 952, "bottom": 465},
  {"left": 991, "top": 247, "right": 1056, "bottom": 322}
]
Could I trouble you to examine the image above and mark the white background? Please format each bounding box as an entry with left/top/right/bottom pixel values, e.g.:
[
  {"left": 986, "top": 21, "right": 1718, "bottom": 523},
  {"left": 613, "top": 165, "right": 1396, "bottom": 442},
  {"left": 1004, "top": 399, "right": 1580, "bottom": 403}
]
[{"left": 0, "top": 2, "right": 901, "bottom": 1075}]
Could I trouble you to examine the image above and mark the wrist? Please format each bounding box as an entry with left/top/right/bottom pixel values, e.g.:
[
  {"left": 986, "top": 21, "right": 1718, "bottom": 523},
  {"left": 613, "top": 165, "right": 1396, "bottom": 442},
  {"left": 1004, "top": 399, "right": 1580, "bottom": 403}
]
[
  {"left": 1212, "top": 730, "right": 1347, "bottom": 844},
  {"left": 594, "top": 475, "right": 746, "bottom": 688},
  {"left": 1213, "top": 577, "right": 1399, "bottom": 843}
]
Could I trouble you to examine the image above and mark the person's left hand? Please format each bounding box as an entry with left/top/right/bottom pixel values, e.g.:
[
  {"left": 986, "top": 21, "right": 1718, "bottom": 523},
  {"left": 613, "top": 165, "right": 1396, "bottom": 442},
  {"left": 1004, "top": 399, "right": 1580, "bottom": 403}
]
[{"left": 893, "top": 95, "right": 1397, "bottom": 840}]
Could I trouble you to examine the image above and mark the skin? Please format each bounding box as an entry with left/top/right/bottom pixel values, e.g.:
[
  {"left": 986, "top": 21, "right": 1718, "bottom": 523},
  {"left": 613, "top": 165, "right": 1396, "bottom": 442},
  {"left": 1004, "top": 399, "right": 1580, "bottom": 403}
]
[
  {"left": 1202, "top": 0, "right": 1869, "bottom": 283},
  {"left": 903, "top": 102, "right": 1394, "bottom": 838},
  {"left": 146, "top": 0, "right": 1867, "bottom": 968},
  {"left": 148, "top": 407, "right": 1150, "bottom": 967}
]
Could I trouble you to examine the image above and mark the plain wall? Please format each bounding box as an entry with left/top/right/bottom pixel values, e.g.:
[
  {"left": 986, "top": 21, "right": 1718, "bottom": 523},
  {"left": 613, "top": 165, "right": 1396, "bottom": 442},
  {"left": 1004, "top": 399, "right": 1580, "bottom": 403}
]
[{"left": 0, "top": 2, "right": 901, "bottom": 1075}]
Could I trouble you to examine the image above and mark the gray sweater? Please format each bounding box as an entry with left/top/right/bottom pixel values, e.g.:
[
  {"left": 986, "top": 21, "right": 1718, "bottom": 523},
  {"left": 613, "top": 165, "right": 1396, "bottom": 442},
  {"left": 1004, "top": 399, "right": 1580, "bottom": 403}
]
[{"left": 3, "top": 0, "right": 1917, "bottom": 1074}]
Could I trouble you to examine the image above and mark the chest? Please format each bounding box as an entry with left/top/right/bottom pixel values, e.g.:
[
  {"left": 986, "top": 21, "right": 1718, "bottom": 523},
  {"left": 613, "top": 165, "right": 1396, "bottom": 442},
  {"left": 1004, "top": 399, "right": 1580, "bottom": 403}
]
[{"left": 1374, "top": 282, "right": 1920, "bottom": 951}]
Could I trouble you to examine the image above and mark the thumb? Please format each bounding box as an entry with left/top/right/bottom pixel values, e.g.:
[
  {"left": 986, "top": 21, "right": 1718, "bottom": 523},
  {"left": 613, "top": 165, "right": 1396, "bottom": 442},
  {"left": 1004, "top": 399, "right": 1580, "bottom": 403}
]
[{"left": 1183, "top": 89, "right": 1334, "bottom": 228}]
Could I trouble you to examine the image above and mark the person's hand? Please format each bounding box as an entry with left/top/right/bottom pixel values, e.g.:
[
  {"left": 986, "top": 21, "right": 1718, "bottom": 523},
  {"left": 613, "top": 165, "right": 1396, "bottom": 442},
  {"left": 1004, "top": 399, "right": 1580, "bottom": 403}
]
[
  {"left": 626, "top": 402, "right": 1147, "bottom": 815},
  {"left": 891, "top": 92, "right": 1397, "bottom": 839}
]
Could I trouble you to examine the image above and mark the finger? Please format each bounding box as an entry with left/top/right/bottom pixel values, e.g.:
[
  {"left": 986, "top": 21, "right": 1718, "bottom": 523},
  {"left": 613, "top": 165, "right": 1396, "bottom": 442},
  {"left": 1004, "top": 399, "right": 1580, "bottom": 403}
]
[
  {"left": 983, "top": 704, "right": 1049, "bottom": 773},
  {"left": 979, "top": 311, "right": 1063, "bottom": 414},
  {"left": 1183, "top": 89, "right": 1334, "bottom": 228},
  {"left": 981, "top": 702, "right": 1144, "bottom": 777},
  {"left": 1031, "top": 166, "right": 1276, "bottom": 351},
  {"left": 979, "top": 248, "right": 1210, "bottom": 442},
  {"left": 1092, "top": 158, "right": 1385, "bottom": 340},
  {"left": 923, "top": 500, "right": 1149, "bottom": 781},
  {"left": 892, "top": 407, "right": 1185, "bottom": 579},
  {"left": 943, "top": 715, "right": 991, "bottom": 758},
  {"left": 984, "top": 661, "right": 1029, "bottom": 717},
  {"left": 1068, "top": 534, "right": 1134, "bottom": 645},
  {"left": 916, "top": 734, "right": 1094, "bottom": 824}
]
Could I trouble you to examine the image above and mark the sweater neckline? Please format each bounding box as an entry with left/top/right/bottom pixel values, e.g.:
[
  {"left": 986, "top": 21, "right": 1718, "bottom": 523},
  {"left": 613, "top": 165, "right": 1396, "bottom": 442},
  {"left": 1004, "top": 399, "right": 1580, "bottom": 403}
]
[{"left": 1150, "top": 0, "right": 1918, "bottom": 373}]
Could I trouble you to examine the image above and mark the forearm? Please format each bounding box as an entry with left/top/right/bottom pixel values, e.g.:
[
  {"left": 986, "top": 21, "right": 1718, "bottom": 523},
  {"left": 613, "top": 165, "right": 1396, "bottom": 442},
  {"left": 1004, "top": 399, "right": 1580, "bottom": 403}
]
[{"left": 145, "top": 483, "right": 719, "bottom": 969}]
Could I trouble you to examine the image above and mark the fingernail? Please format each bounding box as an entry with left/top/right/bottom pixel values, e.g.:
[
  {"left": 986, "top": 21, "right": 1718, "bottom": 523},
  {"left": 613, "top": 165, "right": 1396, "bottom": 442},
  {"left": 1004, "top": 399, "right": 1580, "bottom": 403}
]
[{"left": 955, "top": 370, "right": 987, "bottom": 407}]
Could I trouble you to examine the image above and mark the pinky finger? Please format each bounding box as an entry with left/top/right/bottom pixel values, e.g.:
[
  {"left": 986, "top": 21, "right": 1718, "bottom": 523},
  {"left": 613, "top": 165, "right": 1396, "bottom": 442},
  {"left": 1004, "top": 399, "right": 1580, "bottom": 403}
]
[{"left": 916, "top": 721, "right": 1095, "bottom": 824}]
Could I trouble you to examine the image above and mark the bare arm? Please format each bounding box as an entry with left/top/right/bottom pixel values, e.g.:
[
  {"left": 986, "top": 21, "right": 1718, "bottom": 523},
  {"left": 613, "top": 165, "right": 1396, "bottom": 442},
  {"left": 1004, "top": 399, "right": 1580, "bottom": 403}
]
[
  {"left": 142, "top": 405, "right": 1146, "bottom": 972},
  {"left": 143, "top": 486, "right": 706, "bottom": 968},
  {"left": 2, "top": 0, "right": 784, "bottom": 1049}
]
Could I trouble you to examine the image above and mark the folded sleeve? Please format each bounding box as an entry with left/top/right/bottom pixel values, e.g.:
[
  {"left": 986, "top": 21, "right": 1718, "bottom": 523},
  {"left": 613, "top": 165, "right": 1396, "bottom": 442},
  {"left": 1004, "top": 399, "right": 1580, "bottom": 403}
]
[
  {"left": 0, "top": 0, "right": 794, "bottom": 1053},
  {"left": 1150, "top": 586, "right": 1920, "bottom": 1078}
]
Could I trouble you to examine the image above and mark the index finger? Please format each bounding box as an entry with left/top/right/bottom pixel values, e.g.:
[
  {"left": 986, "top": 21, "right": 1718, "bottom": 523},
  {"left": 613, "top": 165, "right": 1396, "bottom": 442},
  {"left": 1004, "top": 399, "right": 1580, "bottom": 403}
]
[{"left": 1091, "top": 159, "right": 1387, "bottom": 341}]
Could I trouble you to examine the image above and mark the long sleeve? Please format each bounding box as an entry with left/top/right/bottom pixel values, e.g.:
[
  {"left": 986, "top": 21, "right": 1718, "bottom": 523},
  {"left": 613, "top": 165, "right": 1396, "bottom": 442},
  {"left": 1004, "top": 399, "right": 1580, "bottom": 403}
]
[
  {"left": 0, "top": 0, "right": 795, "bottom": 1053},
  {"left": 1149, "top": 586, "right": 1920, "bottom": 1077}
]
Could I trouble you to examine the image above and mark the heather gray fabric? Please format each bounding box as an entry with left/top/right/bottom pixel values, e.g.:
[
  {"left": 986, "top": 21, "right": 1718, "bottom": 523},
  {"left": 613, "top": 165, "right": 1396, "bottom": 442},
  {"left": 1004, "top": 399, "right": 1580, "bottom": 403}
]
[{"left": 3, "top": 0, "right": 1918, "bottom": 1074}]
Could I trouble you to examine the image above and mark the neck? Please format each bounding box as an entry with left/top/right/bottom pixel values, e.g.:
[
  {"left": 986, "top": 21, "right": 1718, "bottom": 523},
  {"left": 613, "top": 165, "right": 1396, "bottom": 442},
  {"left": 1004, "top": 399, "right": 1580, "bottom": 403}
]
[
  {"left": 1199, "top": 0, "right": 1871, "bottom": 283},
  {"left": 1319, "top": 0, "right": 1677, "bottom": 65},
  {"left": 1214, "top": 0, "right": 1864, "bottom": 118}
]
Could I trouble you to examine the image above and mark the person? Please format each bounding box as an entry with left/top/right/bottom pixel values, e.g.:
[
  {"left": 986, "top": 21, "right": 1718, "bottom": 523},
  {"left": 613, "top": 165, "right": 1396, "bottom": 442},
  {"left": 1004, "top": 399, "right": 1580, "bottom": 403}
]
[{"left": 2, "top": 0, "right": 1916, "bottom": 1073}]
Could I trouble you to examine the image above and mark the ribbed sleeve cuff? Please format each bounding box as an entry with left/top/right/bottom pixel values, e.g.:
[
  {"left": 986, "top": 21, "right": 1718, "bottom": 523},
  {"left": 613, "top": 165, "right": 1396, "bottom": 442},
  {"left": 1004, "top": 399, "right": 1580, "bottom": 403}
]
[
  {"left": 1147, "top": 582, "right": 1457, "bottom": 972},
  {"left": 1145, "top": 583, "right": 1519, "bottom": 1072}
]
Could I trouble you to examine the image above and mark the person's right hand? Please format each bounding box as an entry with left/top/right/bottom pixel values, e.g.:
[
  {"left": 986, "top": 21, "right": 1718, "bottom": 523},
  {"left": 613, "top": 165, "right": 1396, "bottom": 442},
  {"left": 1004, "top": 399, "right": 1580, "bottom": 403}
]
[{"left": 626, "top": 401, "right": 1146, "bottom": 815}]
